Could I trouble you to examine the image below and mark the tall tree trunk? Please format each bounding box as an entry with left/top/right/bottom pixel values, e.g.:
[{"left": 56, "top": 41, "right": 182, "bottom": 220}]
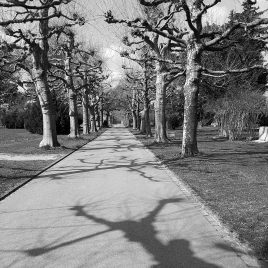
[
  {"left": 33, "top": 72, "right": 59, "bottom": 148},
  {"left": 109, "top": 112, "right": 113, "bottom": 126},
  {"left": 132, "top": 88, "right": 137, "bottom": 129},
  {"left": 96, "top": 103, "right": 100, "bottom": 129},
  {"left": 100, "top": 97, "right": 104, "bottom": 127},
  {"left": 89, "top": 105, "right": 97, "bottom": 132},
  {"left": 143, "top": 69, "right": 152, "bottom": 137},
  {"left": 141, "top": 93, "right": 152, "bottom": 136},
  {"left": 155, "top": 61, "right": 168, "bottom": 143},
  {"left": 144, "top": 105, "right": 152, "bottom": 136},
  {"left": 140, "top": 110, "right": 145, "bottom": 133},
  {"left": 105, "top": 111, "right": 110, "bottom": 126},
  {"left": 82, "top": 88, "right": 90, "bottom": 135},
  {"left": 65, "top": 32, "right": 79, "bottom": 138},
  {"left": 136, "top": 102, "right": 140, "bottom": 130},
  {"left": 140, "top": 68, "right": 152, "bottom": 136},
  {"left": 219, "top": 117, "right": 228, "bottom": 137},
  {"left": 132, "top": 110, "right": 137, "bottom": 129},
  {"left": 68, "top": 87, "right": 79, "bottom": 138},
  {"left": 181, "top": 42, "right": 202, "bottom": 157},
  {"left": 31, "top": 8, "right": 59, "bottom": 148}
]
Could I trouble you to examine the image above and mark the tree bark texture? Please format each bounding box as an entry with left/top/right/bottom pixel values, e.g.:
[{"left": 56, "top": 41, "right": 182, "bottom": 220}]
[
  {"left": 65, "top": 34, "right": 79, "bottom": 138},
  {"left": 31, "top": 8, "right": 59, "bottom": 148},
  {"left": 142, "top": 98, "right": 152, "bottom": 136},
  {"left": 105, "top": 111, "right": 110, "bottom": 126},
  {"left": 68, "top": 86, "right": 79, "bottom": 138},
  {"left": 132, "top": 88, "right": 138, "bottom": 129},
  {"left": 82, "top": 87, "right": 90, "bottom": 135},
  {"left": 181, "top": 41, "right": 202, "bottom": 157},
  {"left": 136, "top": 102, "right": 140, "bottom": 130},
  {"left": 132, "top": 110, "right": 138, "bottom": 129},
  {"left": 140, "top": 110, "right": 145, "bottom": 133},
  {"left": 96, "top": 104, "right": 100, "bottom": 129},
  {"left": 100, "top": 97, "right": 104, "bottom": 127},
  {"left": 33, "top": 72, "right": 59, "bottom": 148},
  {"left": 89, "top": 105, "right": 97, "bottom": 132},
  {"left": 154, "top": 61, "right": 168, "bottom": 142},
  {"left": 140, "top": 69, "right": 152, "bottom": 136}
]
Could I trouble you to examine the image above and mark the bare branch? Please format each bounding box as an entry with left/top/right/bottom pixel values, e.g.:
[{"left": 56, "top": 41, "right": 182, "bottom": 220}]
[
  {"left": 202, "top": 65, "right": 266, "bottom": 76},
  {"left": 205, "top": 18, "right": 268, "bottom": 47},
  {"left": 139, "top": 0, "right": 170, "bottom": 6}
]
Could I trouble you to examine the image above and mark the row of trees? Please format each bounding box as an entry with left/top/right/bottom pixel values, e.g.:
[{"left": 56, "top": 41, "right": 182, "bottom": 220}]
[
  {"left": 105, "top": 0, "right": 268, "bottom": 157},
  {"left": 0, "top": 0, "right": 110, "bottom": 148}
]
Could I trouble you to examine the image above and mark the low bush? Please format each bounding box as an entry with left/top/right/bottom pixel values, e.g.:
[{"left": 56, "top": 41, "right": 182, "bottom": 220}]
[
  {"left": 24, "top": 102, "right": 43, "bottom": 134},
  {"left": 167, "top": 113, "right": 183, "bottom": 130},
  {"left": 24, "top": 100, "right": 71, "bottom": 135},
  {"left": 1, "top": 108, "right": 24, "bottom": 129},
  {"left": 56, "top": 101, "right": 70, "bottom": 135},
  {"left": 102, "top": 120, "right": 109, "bottom": 128}
]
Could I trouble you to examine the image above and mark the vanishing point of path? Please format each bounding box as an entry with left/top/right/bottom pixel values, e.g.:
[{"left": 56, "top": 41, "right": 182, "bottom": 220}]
[{"left": 0, "top": 128, "right": 263, "bottom": 268}]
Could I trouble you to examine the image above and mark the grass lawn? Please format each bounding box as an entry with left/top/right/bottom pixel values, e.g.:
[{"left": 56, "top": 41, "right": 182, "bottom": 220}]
[
  {"left": 132, "top": 126, "right": 268, "bottom": 261},
  {"left": 0, "top": 127, "right": 105, "bottom": 199}
]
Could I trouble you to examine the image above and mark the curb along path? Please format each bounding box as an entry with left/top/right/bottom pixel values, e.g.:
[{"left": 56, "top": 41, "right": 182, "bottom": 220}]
[{"left": 0, "top": 128, "right": 261, "bottom": 267}]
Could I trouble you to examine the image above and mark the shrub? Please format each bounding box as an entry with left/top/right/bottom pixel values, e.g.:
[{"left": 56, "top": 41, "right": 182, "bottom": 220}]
[
  {"left": 78, "top": 114, "right": 83, "bottom": 126},
  {"left": 2, "top": 108, "right": 24, "bottom": 129},
  {"left": 258, "top": 113, "right": 268, "bottom": 126},
  {"left": 205, "top": 89, "right": 267, "bottom": 140},
  {"left": 56, "top": 101, "right": 70, "bottom": 135},
  {"left": 24, "top": 101, "right": 43, "bottom": 134},
  {"left": 24, "top": 100, "right": 71, "bottom": 135},
  {"left": 102, "top": 120, "right": 109, "bottom": 128},
  {"left": 168, "top": 113, "right": 183, "bottom": 130}
]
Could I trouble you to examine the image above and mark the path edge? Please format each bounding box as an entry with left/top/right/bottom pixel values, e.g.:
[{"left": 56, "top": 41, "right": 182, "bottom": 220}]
[{"left": 129, "top": 129, "right": 267, "bottom": 268}]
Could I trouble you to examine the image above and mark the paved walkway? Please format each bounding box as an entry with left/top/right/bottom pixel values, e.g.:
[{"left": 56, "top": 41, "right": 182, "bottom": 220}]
[{"left": 0, "top": 129, "right": 263, "bottom": 267}]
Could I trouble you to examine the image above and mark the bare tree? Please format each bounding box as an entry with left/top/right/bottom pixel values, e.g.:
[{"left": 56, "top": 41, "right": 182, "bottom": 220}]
[
  {"left": 106, "top": 0, "right": 268, "bottom": 157},
  {"left": 106, "top": 6, "right": 185, "bottom": 142},
  {"left": 0, "top": 0, "right": 84, "bottom": 147},
  {"left": 122, "top": 48, "right": 155, "bottom": 137}
]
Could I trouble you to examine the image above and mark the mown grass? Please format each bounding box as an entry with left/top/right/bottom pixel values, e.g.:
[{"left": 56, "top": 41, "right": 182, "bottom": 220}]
[
  {"left": 132, "top": 126, "right": 268, "bottom": 261},
  {"left": 0, "top": 128, "right": 105, "bottom": 199}
]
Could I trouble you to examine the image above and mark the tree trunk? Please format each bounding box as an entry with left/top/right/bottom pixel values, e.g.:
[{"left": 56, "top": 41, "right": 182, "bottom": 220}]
[
  {"left": 96, "top": 104, "right": 100, "bottom": 129},
  {"left": 31, "top": 7, "right": 59, "bottom": 148},
  {"left": 140, "top": 99, "right": 152, "bottom": 136},
  {"left": 140, "top": 110, "right": 145, "bottom": 133},
  {"left": 144, "top": 107, "right": 152, "bottom": 136},
  {"left": 82, "top": 88, "right": 90, "bottom": 135},
  {"left": 132, "top": 110, "right": 137, "bottom": 129},
  {"left": 181, "top": 42, "right": 202, "bottom": 157},
  {"left": 100, "top": 97, "right": 104, "bottom": 127},
  {"left": 105, "top": 111, "right": 110, "bottom": 126},
  {"left": 109, "top": 112, "right": 113, "bottom": 126},
  {"left": 132, "top": 88, "right": 137, "bottom": 129},
  {"left": 64, "top": 33, "right": 79, "bottom": 138},
  {"left": 144, "top": 79, "right": 152, "bottom": 137},
  {"left": 68, "top": 87, "right": 79, "bottom": 138},
  {"left": 33, "top": 73, "right": 59, "bottom": 148},
  {"left": 155, "top": 61, "right": 168, "bottom": 143},
  {"left": 136, "top": 102, "right": 140, "bottom": 130},
  {"left": 139, "top": 68, "right": 152, "bottom": 136},
  {"left": 89, "top": 105, "right": 97, "bottom": 132}
]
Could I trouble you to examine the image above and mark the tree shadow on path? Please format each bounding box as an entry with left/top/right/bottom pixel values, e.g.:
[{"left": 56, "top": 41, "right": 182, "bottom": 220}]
[
  {"left": 66, "top": 198, "right": 222, "bottom": 268},
  {"left": 1, "top": 198, "right": 250, "bottom": 267}
]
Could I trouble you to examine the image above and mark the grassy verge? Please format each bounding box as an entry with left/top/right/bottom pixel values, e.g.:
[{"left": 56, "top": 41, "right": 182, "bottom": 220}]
[
  {"left": 131, "top": 127, "right": 268, "bottom": 261},
  {"left": 0, "top": 128, "right": 105, "bottom": 199}
]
